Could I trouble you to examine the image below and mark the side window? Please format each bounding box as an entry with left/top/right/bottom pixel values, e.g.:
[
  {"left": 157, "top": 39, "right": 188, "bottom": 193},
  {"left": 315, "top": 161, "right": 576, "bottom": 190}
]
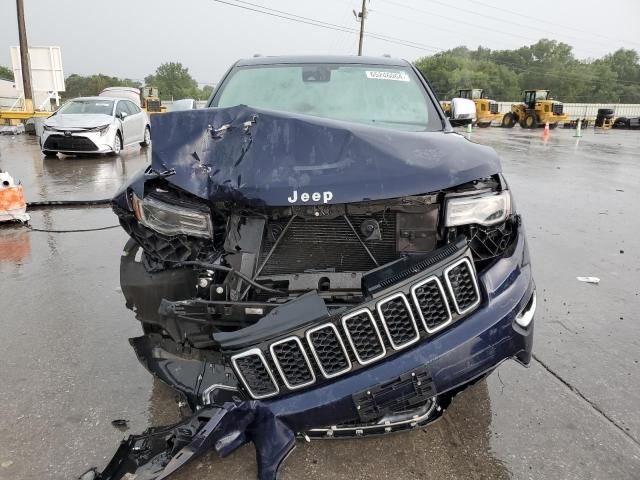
[
  {"left": 115, "top": 101, "right": 128, "bottom": 117},
  {"left": 126, "top": 101, "right": 141, "bottom": 114}
]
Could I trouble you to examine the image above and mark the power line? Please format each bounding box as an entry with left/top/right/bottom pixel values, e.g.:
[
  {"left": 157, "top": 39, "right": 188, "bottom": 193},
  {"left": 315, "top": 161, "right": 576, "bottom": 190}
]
[
  {"left": 376, "top": 0, "right": 615, "bottom": 58},
  {"left": 212, "top": 0, "right": 442, "bottom": 52},
  {"left": 468, "top": 0, "right": 640, "bottom": 49},
  {"left": 210, "top": 0, "right": 640, "bottom": 87},
  {"left": 419, "top": 0, "right": 631, "bottom": 53}
]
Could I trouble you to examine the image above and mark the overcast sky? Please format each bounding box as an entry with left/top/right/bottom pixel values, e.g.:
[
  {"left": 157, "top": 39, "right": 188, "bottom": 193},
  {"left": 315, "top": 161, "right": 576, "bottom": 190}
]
[{"left": 1, "top": 0, "right": 639, "bottom": 86}]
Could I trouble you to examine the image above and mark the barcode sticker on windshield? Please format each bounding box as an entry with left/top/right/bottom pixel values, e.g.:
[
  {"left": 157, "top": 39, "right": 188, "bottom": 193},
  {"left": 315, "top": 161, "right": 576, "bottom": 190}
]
[{"left": 366, "top": 71, "right": 410, "bottom": 82}]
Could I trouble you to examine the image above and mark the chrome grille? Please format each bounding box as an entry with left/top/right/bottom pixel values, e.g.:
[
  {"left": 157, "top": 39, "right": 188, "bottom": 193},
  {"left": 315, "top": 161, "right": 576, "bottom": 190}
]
[
  {"left": 231, "top": 253, "right": 481, "bottom": 399},
  {"left": 342, "top": 309, "right": 386, "bottom": 364},
  {"left": 306, "top": 324, "right": 352, "bottom": 378},
  {"left": 411, "top": 277, "right": 452, "bottom": 333},
  {"left": 444, "top": 258, "right": 480, "bottom": 314},
  {"left": 376, "top": 293, "right": 420, "bottom": 350},
  {"left": 270, "top": 337, "right": 315, "bottom": 389},
  {"left": 231, "top": 349, "right": 279, "bottom": 399}
]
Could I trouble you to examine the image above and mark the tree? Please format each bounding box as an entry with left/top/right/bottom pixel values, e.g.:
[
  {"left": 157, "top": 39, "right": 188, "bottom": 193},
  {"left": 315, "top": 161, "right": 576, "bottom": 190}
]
[
  {"left": 0, "top": 65, "right": 14, "bottom": 81},
  {"left": 145, "top": 62, "right": 199, "bottom": 100},
  {"left": 415, "top": 40, "right": 640, "bottom": 103},
  {"left": 199, "top": 85, "right": 214, "bottom": 101}
]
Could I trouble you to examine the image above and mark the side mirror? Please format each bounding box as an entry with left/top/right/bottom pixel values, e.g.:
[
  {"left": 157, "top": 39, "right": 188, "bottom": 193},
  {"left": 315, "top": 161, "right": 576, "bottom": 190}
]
[{"left": 118, "top": 111, "right": 128, "bottom": 120}]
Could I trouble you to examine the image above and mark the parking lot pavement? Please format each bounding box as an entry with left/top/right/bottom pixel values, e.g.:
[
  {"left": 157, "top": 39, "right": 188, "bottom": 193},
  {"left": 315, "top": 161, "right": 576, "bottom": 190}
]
[{"left": 1, "top": 128, "right": 639, "bottom": 479}]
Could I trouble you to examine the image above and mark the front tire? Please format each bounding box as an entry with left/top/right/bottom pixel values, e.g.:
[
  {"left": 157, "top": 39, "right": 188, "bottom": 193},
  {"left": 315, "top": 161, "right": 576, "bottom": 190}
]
[
  {"left": 42, "top": 150, "right": 58, "bottom": 158},
  {"left": 523, "top": 114, "right": 536, "bottom": 129},
  {"left": 108, "top": 132, "right": 122, "bottom": 156},
  {"left": 139, "top": 126, "right": 151, "bottom": 147},
  {"left": 501, "top": 113, "right": 516, "bottom": 128}
]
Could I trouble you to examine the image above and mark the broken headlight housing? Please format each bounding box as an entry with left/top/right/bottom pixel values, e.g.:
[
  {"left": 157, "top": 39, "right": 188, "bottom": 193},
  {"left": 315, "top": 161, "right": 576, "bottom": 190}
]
[
  {"left": 132, "top": 193, "right": 213, "bottom": 238},
  {"left": 444, "top": 191, "right": 511, "bottom": 227}
]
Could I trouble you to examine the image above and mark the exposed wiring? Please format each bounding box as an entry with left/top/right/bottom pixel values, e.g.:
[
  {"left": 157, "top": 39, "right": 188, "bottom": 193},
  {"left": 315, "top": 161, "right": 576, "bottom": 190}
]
[
  {"left": 26, "top": 224, "right": 121, "bottom": 233},
  {"left": 2, "top": 199, "right": 117, "bottom": 232},
  {"left": 175, "top": 260, "right": 285, "bottom": 295},
  {"left": 26, "top": 199, "right": 112, "bottom": 208}
]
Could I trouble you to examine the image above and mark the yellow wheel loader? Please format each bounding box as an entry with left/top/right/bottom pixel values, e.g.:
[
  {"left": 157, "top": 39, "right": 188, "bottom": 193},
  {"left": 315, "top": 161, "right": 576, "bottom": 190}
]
[
  {"left": 458, "top": 89, "right": 501, "bottom": 128},
  {"left": 141, "top": 86, "right": 167, "bottom": 114},
  {"left": 501, "top": 90, "right": 568, "bottom": 129}
]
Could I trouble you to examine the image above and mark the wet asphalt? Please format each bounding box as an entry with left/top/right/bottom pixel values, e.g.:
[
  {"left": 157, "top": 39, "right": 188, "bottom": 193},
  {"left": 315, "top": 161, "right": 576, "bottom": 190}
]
[{"left": 1, "top": 126, "right": 639, "bottom": 480}]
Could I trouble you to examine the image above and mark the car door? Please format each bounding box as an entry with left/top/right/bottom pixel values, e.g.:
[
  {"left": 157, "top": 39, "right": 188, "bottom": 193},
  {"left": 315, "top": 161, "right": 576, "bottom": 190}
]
[
  {"left": 115, "top": 100, "right": 134, "bottom": 145},
  {"left": 125, "top": 101, "right": 145, "bottom": 143}
]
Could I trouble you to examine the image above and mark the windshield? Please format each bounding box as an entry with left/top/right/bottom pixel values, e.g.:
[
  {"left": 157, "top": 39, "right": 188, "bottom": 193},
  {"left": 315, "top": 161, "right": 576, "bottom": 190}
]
[
  {"left": 212, "top": 64, "right": 440, "bottom": 131},
  {"left": 59, "top": 100, "right": 114, "bottom": 115},
  {"left": 535, "top": 90, "right": 549, "bottom": 100}
]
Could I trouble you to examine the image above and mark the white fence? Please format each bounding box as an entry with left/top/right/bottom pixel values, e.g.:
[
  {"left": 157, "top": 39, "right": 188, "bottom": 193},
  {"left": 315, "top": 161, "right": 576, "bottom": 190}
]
[{"left": 496, "top": 102, "right": 640, "bottom": 120}]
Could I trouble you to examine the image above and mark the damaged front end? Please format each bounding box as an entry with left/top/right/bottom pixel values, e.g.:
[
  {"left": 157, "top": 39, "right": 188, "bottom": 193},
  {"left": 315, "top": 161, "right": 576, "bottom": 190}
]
[{"left": 99, "top": 101, "right": 534, "bottom": 479}]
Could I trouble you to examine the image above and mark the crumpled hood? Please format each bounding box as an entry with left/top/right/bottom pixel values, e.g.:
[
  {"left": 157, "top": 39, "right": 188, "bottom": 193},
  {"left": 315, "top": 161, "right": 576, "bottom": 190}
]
[
  {"left": 45, "top": 113, "right": 113, "bottom": 129},
  {"left": 150, "top": 105, "right": 501, "bottom": 206}
]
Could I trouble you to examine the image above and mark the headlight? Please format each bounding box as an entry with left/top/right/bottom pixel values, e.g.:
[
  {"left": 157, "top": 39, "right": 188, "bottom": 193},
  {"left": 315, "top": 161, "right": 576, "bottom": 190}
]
[
  {"left": 444, "top": 191, "right": 511, "bottom": 227},
  {"left": 95, "top": 124, "right": 110, "bottom": 136},
  {"left": 43, "top": 124, "right": 53, "bottom": 131},
  {"left": 132, "top": 194, "right": 213, "bottom": 238}
]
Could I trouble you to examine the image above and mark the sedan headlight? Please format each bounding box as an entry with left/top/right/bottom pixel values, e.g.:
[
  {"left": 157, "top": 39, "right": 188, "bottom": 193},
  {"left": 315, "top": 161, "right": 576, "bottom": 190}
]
[
  {"left": 444, "top": 191, "right": 511, "bottom": 227},
  {"left": 132, "top": 194, "right": 213, "bottom": 238},
  {"left": 95, "top": 124, "right": 110, "bottom": 136},
  {"left": 43, "top": 124, "right": 54, "bottom": 131}
]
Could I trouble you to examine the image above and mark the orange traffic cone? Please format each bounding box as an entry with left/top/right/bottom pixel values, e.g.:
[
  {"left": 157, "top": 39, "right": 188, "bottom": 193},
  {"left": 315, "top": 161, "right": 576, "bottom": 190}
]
[
  {"left": 543, "top": 121, "right": 550, "bottom": 136},
  {"left": 0, "top": 171, "right": 30, "bottom": 223}
]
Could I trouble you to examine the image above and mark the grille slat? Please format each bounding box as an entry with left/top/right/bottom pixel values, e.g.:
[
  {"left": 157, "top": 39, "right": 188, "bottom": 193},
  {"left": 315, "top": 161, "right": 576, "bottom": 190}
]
[
  {"left": 376, "top": 293, "right": 420, "bottom": 350},
  {"left": 306, "top": 324, "right": 352, "bottom": 378},
  {"left": 342, "top": 309, "right": 386, "bottom": 365},
  {"left": 444, "top": 258, "right": 480, "bottom": 314},
  {"left": 270, "top": 337, "right": 315, "bottom": 389},
  {"left": 410, "top": 277, "right": 452, "bottom": 333},
  {"left": 231, "top": 349, "right": 279, "bottom": 399}
]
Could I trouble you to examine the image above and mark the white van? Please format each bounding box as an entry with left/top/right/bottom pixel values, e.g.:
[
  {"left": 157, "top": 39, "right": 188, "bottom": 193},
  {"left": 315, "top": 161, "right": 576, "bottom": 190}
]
[{"left": 99, "top": 87, "right": 141, "bottom": 107}]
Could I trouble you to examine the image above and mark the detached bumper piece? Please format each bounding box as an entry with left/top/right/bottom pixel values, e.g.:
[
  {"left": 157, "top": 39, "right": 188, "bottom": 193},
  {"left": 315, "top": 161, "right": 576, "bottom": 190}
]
[
  {"left": 90, "top": 403, "right": 295, "bottom": 480},
  {"left": 225, "top": 241, "right": 480, "bottom": 400}
]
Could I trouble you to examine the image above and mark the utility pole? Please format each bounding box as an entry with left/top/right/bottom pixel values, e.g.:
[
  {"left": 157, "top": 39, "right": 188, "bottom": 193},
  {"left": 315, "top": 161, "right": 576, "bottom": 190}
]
[
  {"left": 16, "top": 0, "right": 34, "bottom": 111},
  {"left": 357, "top": 0, "right": 367, "bottom": 56}
]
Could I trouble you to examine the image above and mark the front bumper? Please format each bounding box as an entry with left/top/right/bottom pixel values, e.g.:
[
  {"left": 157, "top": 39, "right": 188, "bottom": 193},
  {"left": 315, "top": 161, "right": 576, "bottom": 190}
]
[
  {"left": 95, "top": 223, "right": 534, "bottom": 480},
  {"left": 252, "top": 224, "right": 533, "bottom": 430},
  {"left": 41, "top": 129, "right": 116, "bottom": 154}
]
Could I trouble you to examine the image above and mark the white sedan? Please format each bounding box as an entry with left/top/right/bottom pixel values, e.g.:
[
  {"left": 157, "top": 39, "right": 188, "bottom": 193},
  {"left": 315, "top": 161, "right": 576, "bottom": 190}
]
[{"left": 41, "top": 96, "right": 150, "bottom": 157}]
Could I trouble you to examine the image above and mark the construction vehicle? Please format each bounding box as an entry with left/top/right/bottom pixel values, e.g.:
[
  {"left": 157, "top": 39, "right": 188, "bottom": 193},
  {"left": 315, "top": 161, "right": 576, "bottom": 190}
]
[
  {"left": 457, "top": 89, "right": 502, "bottom": 127},
  {"left": 501, "top": 90, "right": 568, "bottom": 129},
  {"left": 141, "top": 86, "right": 167, "bottom": 114}
]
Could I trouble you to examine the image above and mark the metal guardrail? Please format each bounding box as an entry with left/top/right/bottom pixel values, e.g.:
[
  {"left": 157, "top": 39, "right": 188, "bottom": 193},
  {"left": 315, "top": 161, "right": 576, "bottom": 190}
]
[{"left": 496, "top": 102, "right": 640, "bottom": 120}]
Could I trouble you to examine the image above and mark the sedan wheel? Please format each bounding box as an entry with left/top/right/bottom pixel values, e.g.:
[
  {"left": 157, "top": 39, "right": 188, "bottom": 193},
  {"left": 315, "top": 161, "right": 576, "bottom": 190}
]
[
  {"left": 109, "top": 133, "right": 122, "bottom": 156},
  {"left": 140, "top": 127, "right": 151, "bottom": 147}
]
